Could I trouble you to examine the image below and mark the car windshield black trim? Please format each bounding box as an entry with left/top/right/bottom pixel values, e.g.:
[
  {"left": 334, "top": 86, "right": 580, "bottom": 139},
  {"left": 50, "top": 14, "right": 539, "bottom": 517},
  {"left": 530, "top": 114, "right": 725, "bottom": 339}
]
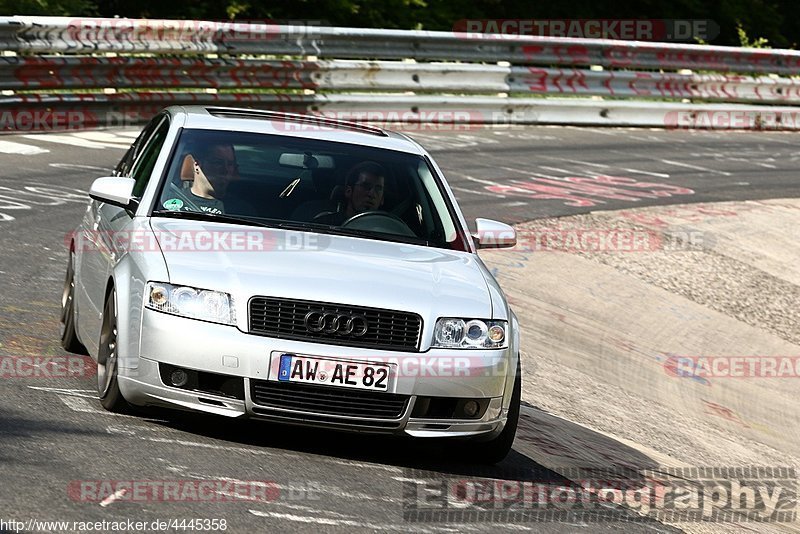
[{"left": 150, "top": 210, "right": 434, "bottom": 247}]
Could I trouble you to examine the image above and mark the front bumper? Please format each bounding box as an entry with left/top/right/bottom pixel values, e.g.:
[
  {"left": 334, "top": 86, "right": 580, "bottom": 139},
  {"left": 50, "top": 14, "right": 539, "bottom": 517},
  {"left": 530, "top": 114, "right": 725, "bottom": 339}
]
[{"left": 118, "top": 309, "right": 514, "bottom": 438}]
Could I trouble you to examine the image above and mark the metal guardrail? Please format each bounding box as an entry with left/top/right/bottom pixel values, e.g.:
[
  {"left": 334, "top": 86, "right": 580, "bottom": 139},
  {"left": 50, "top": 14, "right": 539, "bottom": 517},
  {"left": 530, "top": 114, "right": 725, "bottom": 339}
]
[
  {"left": 1, "top": 16, "right": 800, "bottom": 131},
  {"left": 5, "top": 57, "right": 799, "bottom": 104}
]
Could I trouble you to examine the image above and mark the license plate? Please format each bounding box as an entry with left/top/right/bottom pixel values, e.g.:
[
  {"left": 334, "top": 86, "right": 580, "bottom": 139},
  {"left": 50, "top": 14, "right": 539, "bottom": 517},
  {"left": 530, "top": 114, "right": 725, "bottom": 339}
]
[{"left": 271, "top": 353, "right": 391, "bottom": 392}]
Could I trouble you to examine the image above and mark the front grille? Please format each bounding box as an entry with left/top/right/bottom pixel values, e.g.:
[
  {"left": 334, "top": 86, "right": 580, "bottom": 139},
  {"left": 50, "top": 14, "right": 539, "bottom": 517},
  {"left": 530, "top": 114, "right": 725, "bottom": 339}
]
[
  {"left": 248, "top": 297, "right": 422, "bottom": 351},
  {"left": 250, "top": 379, "right": 409, "bottom": 419}
]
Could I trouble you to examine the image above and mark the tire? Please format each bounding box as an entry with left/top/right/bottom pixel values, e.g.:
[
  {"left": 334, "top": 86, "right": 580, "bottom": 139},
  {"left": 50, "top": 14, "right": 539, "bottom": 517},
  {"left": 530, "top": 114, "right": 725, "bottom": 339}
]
[
  {"left": 97, "top": 290, "right": 130, "bottom": 413},
  {"left": 60, "top": 251, "right": 87, "bottom": 355},
  {"left": 470, "top": 359, "right": 522, "bottom": 464}
]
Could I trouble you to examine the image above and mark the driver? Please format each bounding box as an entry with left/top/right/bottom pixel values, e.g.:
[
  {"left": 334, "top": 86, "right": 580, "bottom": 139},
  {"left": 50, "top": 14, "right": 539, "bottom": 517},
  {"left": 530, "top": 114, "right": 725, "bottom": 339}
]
[
  {"left": 164, "top": 141, "right": 238, "bottom": 215},
  {"left": 187, "top": 143, "right": 237, "bottom": 214},
  {"left": 316, "top": 161, "right": 386, "bottom": 225}
]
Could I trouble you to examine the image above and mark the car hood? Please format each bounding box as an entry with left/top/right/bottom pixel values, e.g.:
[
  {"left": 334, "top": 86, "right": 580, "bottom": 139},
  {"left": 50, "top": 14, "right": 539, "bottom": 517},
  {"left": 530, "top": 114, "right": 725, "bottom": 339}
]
[{"left": 149, "top": 219, "right": 494, "bottom": 323}]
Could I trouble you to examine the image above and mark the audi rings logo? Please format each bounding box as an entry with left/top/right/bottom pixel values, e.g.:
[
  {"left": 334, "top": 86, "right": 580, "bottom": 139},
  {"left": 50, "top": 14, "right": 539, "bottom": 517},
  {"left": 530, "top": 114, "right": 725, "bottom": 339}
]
[{"left": 304, "top": 311, "right": 369, "bottom": 337}]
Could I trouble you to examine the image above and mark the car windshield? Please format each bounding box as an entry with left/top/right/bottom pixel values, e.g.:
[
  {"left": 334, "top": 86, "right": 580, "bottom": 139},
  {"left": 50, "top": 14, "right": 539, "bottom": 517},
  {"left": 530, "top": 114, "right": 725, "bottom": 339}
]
[{"left": 153, "top": 128, "right": 470, "bottom": 251}]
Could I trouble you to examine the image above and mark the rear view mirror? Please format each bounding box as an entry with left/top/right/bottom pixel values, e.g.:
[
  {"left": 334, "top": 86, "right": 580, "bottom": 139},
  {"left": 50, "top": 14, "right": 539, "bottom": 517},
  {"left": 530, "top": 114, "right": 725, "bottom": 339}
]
[
  {"left": 279, "top": 152, "right": 334, "bottom": 169},
  {"left": 473, "top": 218, "right": 517, "bottom": 249},
  {"left": 89, "top": 177, "right": 137, "bottom": 210}
]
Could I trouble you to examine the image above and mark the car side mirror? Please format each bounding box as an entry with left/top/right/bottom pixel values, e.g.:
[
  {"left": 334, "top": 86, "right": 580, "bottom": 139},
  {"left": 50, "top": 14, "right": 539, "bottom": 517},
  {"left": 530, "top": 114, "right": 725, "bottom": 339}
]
[
  {"left": 473, "top": 218, "right": 517, "bottom": 249},
  {"left": 89, "top": 177, "right": 138, "bottom": 210}
]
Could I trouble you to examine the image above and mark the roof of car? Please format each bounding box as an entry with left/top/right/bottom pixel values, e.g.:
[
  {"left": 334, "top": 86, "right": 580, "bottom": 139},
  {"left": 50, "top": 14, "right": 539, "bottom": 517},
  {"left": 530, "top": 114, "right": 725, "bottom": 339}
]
[{"left": 172, "top": 106, "right": 426, "bottom": 155}]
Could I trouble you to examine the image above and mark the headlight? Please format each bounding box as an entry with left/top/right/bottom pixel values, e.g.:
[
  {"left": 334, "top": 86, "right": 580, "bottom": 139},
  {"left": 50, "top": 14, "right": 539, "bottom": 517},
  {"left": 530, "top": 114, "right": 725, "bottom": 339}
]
[
  {"left": 433, "top": 318, "right": 507, "bottom": 349},
  {"left": 145, "top": 282, "right": 235, "bottom": 326}
]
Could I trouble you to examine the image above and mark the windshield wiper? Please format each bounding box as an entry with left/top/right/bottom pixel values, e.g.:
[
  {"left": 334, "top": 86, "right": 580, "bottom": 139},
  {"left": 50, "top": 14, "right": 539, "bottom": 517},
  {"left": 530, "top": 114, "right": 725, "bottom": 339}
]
[
  {"left": 271, "top": 220, "right": 338, "bottom": 232},
  {"left": 151, "top": 210, "right": 282, "bottom": 229}
]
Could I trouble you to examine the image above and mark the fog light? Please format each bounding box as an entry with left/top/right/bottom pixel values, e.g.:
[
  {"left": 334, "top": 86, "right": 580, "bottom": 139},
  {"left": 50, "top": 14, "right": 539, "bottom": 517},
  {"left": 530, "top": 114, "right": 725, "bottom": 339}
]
[
  {"left": 170, "top": 369, "right": 189, "bottom": 387},
  {"left": 463, "top": 400, "right": 480, "bottom": 417}
]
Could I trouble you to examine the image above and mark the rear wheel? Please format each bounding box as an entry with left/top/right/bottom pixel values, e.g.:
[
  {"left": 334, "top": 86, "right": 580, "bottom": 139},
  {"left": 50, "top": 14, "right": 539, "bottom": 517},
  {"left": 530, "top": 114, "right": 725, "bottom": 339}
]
[
  {"left": 60, "top": 251, "right": 87, "bottom": 354},
  {"left": 97, "top": 290, "right": 130, "bottom": 413}
]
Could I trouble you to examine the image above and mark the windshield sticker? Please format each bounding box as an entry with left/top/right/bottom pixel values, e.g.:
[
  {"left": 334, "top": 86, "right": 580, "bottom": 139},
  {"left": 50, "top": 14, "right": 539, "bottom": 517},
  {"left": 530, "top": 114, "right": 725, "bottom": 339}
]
[{"left": 163, "top": 198, "right": 184, "bottom": 211}]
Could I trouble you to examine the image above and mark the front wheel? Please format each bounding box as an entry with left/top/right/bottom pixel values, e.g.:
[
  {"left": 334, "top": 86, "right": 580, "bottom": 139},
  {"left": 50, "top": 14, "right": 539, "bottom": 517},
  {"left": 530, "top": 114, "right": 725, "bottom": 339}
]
[{"left": 97, "top": 290, "right": 130, "bottom": 413}]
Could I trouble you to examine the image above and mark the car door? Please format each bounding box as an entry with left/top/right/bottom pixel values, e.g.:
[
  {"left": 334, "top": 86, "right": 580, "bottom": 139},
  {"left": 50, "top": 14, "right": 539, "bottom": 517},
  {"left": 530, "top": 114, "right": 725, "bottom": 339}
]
[{"left": 76, "top": 114, "right": 169, "bottom": 356}]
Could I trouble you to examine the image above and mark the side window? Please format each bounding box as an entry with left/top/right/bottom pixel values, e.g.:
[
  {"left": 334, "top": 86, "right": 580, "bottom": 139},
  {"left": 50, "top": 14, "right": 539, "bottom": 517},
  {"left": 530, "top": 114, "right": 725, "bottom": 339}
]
[
  {"left": 130, "top": 119, "right": 170, "bottom": 198},
  {"left": 113, "top": 146, "right": 136, "bottom": 177},
  {"left": 113, "top": 116, "right": 162, "bottom": 177},
  {"left": 417, "top": 161, "right": 457, "bottom": 242}
]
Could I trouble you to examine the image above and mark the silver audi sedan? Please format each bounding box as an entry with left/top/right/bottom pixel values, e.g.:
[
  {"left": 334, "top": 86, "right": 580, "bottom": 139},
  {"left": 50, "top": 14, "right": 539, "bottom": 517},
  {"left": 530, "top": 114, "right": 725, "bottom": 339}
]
[{"left": 60, "top": 106, "right": 521, "bottom": 462}]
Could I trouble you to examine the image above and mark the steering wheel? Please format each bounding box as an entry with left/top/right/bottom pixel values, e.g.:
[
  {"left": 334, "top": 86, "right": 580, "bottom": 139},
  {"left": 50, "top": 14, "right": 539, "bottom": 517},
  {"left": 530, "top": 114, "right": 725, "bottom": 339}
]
[
  {"left": 341, "top": 211, "right": 416, "bottom": 237},
  {"left": 312, "top": 210, "right": 337, "bottom": 223}
]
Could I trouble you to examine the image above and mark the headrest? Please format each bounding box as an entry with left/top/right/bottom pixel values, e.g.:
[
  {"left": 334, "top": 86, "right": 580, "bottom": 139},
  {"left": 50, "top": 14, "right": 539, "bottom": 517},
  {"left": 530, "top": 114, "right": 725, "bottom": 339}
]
[{"left": 180, "top": 154, "right": 195, "bottom": 182}]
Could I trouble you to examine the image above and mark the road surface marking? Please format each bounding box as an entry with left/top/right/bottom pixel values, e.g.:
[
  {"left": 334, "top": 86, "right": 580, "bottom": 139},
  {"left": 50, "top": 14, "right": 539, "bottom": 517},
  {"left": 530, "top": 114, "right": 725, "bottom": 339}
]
[
  {"left": 27, "top": 386, "right": 96, "bottom": 398},
  {"left": 99, "top": 489, "right": 128, "bottom": 507},
  {"left": 59, "top": 395, "right": 104, "bottom": 413},
  {"left": 21, "top": 134, "right": 125, "bottom": 150},
  {"left": 0, "top": 140, "right": 49, "bottom": 155}
]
